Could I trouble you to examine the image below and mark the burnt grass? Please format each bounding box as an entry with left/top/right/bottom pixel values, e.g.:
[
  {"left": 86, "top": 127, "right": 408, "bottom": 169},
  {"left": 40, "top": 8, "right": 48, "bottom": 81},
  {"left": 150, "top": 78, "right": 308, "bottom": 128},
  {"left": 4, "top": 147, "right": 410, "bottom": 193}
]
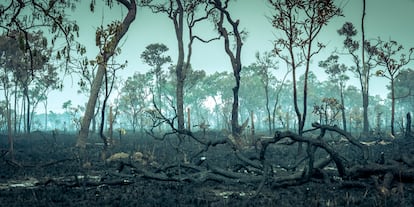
[{"left": 1, "top": 130, "right": 414, "bottom": 207}]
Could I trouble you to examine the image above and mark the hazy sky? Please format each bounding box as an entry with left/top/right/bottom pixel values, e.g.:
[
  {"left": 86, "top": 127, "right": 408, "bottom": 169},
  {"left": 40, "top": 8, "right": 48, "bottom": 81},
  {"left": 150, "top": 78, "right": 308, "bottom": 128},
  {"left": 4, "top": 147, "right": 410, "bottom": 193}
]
[{"left": 47, "top": 0, "right": 414, "bottom": 113}]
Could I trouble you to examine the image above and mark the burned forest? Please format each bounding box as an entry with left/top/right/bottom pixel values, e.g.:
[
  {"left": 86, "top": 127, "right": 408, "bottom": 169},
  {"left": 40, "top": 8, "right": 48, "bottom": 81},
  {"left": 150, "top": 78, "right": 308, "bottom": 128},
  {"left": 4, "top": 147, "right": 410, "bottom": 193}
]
[{"left": 1, "top": 0, "right": 414, "bottom": 206}]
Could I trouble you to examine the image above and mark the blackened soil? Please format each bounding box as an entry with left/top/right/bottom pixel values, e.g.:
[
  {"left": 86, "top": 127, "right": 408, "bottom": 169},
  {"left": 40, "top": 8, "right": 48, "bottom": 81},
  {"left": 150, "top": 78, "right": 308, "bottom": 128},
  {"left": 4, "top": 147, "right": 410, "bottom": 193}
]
[{"left": 1, "top": 131, "right": 414, "bottom": 207}]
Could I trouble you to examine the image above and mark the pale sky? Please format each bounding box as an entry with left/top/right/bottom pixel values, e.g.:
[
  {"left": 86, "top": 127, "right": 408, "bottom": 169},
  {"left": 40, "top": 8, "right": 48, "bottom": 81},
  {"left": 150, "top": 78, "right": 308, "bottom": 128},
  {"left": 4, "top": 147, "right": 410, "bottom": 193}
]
[{"left": 46, "top": 0, "right": 414, "bottom": 113}]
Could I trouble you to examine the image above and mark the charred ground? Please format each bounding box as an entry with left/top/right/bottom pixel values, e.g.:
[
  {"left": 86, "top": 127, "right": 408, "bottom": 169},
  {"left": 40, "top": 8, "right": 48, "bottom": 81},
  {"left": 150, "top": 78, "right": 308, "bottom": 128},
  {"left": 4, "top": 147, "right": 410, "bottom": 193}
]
[{"left": 1, "top": 129, "right": 414, "bottom": 207}]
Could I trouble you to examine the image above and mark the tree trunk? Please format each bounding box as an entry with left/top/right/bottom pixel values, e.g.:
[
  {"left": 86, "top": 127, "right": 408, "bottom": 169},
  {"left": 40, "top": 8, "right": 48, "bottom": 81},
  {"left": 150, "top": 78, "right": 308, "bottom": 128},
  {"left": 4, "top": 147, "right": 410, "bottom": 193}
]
[
  {"left": 14, "top": 83, "right": 17, "bottom": 134},
  {"left": 25, "top": 88, "right": 30, "bottom": 133},
  {"left": 406, "top": 112, "right": 411, "bottom": 136},
  {"left": 3, "top": 84, "right": 13, "bottom": 160},
  {"left": 212, "top": 0, "right": 243, "bottom": 138},
  {"left": 77, "top": 0, "right": 136, "bottom": 151},
  {"left": 250, "top": 111, "right": 255, "bottom": 136},
  {"left": 176, "top": 74, "right": 185, "bottom": 131},
  {"left": 265, "top": 84, "right": 271, "bottom": 134},
  {"left": 173, "top": 0, "right": 185, "bottom": 131},
  {"left": 231, "top": 73, "right": 241, "bottom": 136},
  {"left": 187, "top": 107, "right": 191, "bottom": 131},
  {"left": 390, "top": 78, "right": 395, "bottom": 136},
  {"left": 361, "top": 0, "right": 369, "bottom": 134},
  {"left": 340, "top": 84, "right": 347, "bottom": 131},
  {"left": 7, "top": 105, "right": 13, "bottom": 160},
  {"left": 44, "top": 99, "right": 48, "bottom": 131}
]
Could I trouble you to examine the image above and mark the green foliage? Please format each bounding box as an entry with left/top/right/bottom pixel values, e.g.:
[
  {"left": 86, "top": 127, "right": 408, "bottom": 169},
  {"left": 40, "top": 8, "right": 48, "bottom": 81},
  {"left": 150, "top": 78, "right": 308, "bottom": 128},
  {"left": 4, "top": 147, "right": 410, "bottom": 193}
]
[
  {"left": 0, "top": 0, "right": 81, "bottom": 62},
  {"left": 95, "top": 21, "right": 124, "bottom": 59},
  {"left": 141, "top": 43, "right": 172, "bottom": 68},
  {"left": 117, "top": 72, "right": 152, "bottom": 131}
]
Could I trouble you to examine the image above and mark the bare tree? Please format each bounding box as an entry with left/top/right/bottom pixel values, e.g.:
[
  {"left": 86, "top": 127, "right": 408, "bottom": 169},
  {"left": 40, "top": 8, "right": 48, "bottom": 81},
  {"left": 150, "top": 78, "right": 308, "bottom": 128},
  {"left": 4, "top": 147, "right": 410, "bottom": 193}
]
[
  {"left": 210, "top": 0, "right": 246, "bottom": 139},
  {"left": 141, "top": 0, "right": 218, "bottom": 132},
  {"left": 268, "top": 0, "right": 341, "bottom": 135},
  {"left": 375, "top": 39, "right": 414, "bottom": 136},
  {"left": 337, "top": 0, "right": 379, "bottom": 134}
]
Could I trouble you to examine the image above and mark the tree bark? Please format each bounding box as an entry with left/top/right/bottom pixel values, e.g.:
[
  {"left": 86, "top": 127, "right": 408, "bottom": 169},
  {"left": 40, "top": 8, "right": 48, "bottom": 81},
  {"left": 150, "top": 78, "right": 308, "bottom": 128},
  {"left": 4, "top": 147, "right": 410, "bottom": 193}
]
[
  {"left": 406, "top": 112, "right": 411, "bottom": 136},
  {"left": 361, "top": 0, "right": 369, "bottom": 134},
  {"left": 173, "top": 0, "right": 185, "bottom": 131},
  {"left": 76, "top": 0, "right": 136, "bottom": 151},
  {"left": 25, "top": 87, "right": 30, "bottom": 133},
  {"left": 264, "top": 80, "right": 272, "bottom": 134},
  {"left": 340, "top": 83, "right": 347, "bottom": 131},
  {"left": 390, "top": 78, "right": 395, "bottom": 136},
  {"left": 212, "top": 0, "right": 243, "bottom": 138}
]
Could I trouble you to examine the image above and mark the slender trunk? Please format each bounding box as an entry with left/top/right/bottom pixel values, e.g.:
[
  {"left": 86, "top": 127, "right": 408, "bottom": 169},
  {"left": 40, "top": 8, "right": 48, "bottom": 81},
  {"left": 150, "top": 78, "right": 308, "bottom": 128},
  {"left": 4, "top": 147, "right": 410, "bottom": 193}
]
[
  {"left": 3, "top": 84, "right": 13, "bottom": 160},
  {"left": 250, "top": 111, "right": 255, "bottom": 136},
  {"left": 7, "top": 105, "right": 13, "bottom": 160},
  {"left": 22, "top": 91, "right": 26, "bottom": 133},
  {"left": 265, "top": 84, "right": 271, "bottom": 134},
  {"left": 362, "top": 90, "right": 369, "bottom": 133},
  {"left": 391, "top": 78, "right": 395, "bottom": 136},
  {"left": 406, "top": 112, "right": 411, "bottom": 136},
  {"left": 187, "top": 107, "right": 191, "bottom": 131},
  {"left": 100, "top": 71, "right": 109, "bottom": 147},
  {"left": 231, "top": 73, "right": 241, "bottom": 136},
  {"left": 361, "top": 0, "right": 369, "bottom": 134},
  {"left": 14, "top": 83, "right": 17, "bottom": 134},
  {"left": 340, "top": 84, "right": 347, "bottom": 131},
  {"left": 44, "top": 99, "right": 48, "bottom": 131},
  {"left": 212, "top": 0, "right": 243, "bottom": 138},
  {"left": 20, "top": 96, "right": 24, "bottom": 133},
  {"left": 25, "top": 88, "right": 30, "bottom": 133},
  {"left": 302, "top": 16, "right": 316, "bottom": 135},
  {"left": 132, "top": 118, "right": 136, "bottom": 134},
  {"left": 109, "top": 106, "right": 113, "bottom": 140}
]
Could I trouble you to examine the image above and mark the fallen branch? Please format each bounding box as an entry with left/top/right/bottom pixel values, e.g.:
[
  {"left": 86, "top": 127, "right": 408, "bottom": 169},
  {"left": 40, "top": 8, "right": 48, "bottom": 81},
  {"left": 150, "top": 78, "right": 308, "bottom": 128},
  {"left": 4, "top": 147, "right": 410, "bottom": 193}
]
[{"left": 311, "top": 122, "right": 369, "bottom": 160}]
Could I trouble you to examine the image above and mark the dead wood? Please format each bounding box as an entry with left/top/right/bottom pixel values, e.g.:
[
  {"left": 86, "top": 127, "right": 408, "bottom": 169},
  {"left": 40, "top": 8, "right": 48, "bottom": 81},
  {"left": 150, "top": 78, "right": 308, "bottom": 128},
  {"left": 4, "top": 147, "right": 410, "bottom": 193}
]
[
  {"left": 347, "top": 162, "right": 414, "bottom": 182},
  {"left": 311, "top": 122, "right": 369, "bottom": 160},
  {"left": 401, "top": 154, "right": 414, "bottom": 167},
  {"left": 269, "top": 130, "right": 347, "bottom": 177}
]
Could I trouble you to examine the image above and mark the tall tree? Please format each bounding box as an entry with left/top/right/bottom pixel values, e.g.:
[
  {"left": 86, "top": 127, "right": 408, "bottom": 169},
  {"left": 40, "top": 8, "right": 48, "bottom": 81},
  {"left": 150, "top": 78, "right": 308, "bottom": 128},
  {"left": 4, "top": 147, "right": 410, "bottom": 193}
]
[
  {"left": 141, "top": 0, "right": 217, "bottom": 132},
  {"left": 361, "top": 0, "right": 368, "bottom": 133},
  {"left": 337, "top": 0, "right": 378, "bottom": 134},
  {"left": 141, "top": 43, "right": 171, "bottom": 111},
  {"left": 269, "top": 0, "right": 341, "bottom": 135},
  {"left": 337, "top": 22, "right": 378, "bottom": 134},
  {"left": 319, "top": 54, "right": 350, "bottom": 131},
  {"left": 77, "top": 0, "right": 137, "bottom": 151},
  {"left": 72, "top": 57, "right": 101, "bottom": 133},
  {"left": 0, "top": 35, "right": 16, "bottom": 159},
  {"left": 30, "top": 64, "right": 61, "bottom": 131},
  {"left": 118, "top": 72, "right": 152, "bottom": 133},
  {"left": 375, "top": 39, "right": 414, "bottom": 136},
  {"left": 253, "top": 52, "right": 278, "bottom": 134},
  {"left": 210, "top": 0, "right": 246, "bottom": 139},
  {"left": 1, "top": 31, "right": 53, "bottom": 133}
]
